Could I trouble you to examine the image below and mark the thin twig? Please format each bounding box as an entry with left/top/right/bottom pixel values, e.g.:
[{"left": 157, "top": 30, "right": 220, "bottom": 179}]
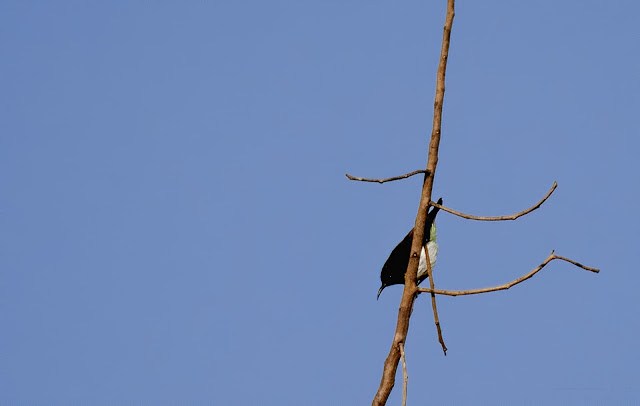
[
  {"left": 429, "top": 181, "right": 557, "bottom": 221},
  {"left": 399, "top": 343, "right": 407, "bottom": 406},
  {"left": 417, "top": 251, "right": 599, "bottom": 296},
  {"left": 373, "top": 1, "right": 455, "bottom": 404},
  {"left": 345, "top": 169, "right": 429, "bottom": 184},
  {"left": 425, "top": 242, "right": 447, "bottom": 354}
]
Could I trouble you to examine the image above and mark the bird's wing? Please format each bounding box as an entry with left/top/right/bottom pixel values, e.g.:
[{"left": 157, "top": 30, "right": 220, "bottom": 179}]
[
  {"left": 380, "top": 228, "right": 414, "bottom": 285},
  {"left": 384, "top": 228, "right": 414, "bottom": 266}
]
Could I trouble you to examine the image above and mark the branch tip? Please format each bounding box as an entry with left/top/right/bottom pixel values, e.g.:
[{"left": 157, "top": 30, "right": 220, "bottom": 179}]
[{"left": 345, "top": 169, "right": 429, "bottom": 184}]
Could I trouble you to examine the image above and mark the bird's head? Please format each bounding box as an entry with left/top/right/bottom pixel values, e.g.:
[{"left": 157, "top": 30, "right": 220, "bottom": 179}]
[{"left": 378, "top": 262, "right": 406, "bottom": 299}]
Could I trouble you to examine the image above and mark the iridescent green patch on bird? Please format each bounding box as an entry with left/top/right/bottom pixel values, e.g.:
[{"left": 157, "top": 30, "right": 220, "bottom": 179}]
[{"left": 429, "top": 221, "right": 437, "bottom": 243}]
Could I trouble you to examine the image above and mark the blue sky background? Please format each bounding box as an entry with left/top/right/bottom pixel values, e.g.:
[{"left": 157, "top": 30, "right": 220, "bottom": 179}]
[{"left": 1, "top": 1, "right": 639, "bottom": 405}]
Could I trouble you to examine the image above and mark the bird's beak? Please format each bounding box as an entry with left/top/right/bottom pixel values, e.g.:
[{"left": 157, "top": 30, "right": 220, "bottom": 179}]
[{"left": 377, "top": 285, "right": 386, "bottom": 300}]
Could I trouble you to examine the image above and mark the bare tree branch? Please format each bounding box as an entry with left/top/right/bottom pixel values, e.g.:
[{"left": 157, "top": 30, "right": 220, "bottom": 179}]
[
  {"left": 417, "top": 251, "right": 599, "bottom": 297},
  {"left": 345, "top": 169, "right": 429, "bottom": 184},
  {"left": 429, "top": 181, "right": 558, "bottom": 221},
  {"left": 425, "top": 240, "right": 447, "bottom": 354},
  {"left": 358, "top": 1, "right": 600, "bottom": 403},
  {"left": 372, "top": 1, "right": 455, "bottom": 404},
  {"left": 399, "top": 343, "right": 407, "bottom": 406}
]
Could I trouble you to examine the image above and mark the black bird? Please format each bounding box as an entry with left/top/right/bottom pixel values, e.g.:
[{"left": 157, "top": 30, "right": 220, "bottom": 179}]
[{"left": 378, "top": 198, "right": 443, "bottom": 299}]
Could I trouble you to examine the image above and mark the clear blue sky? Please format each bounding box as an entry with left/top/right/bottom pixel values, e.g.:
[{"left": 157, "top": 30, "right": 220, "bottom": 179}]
[{"left": 2, "top": 1, "right": 638, "bottom": 405}]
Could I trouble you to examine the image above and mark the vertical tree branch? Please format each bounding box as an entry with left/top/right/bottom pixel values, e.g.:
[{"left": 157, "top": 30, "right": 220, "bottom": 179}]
[{"left": 372, "top": 1, "right": 455, "bottom": 404}]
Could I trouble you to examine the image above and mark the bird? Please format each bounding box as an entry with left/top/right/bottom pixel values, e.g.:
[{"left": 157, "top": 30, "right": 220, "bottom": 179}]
[{"left": 377, "top": 198, "right": 442, "bottom": 299}]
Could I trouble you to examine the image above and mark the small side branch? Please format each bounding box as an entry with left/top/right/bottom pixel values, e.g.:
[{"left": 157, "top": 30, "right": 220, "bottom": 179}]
[
  {"left": 429, "top": 181, "right": 557, "bottom": 221},
  {"left": 425, "top": 242, "right": 447, "bottom": 355},
  {"left": 399, "top": 343, "right": 407, "bottom": 406},
  {"left": 345, "top": 169, "right": 429, "bottom": 184},
  {"left": 417, "top": 251, "right": 599, "bottom": 297}
]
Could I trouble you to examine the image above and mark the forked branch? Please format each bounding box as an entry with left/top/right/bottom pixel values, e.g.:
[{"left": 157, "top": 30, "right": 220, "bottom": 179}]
[
  {"left": 417, "top": 251, "right": 599, "bottom": 297},
  {"left": 345, "top": 169, "right": 429, "bottom": 184},
  {"left": 429, "top": 181, "right": 557, "bottom": 221}
]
